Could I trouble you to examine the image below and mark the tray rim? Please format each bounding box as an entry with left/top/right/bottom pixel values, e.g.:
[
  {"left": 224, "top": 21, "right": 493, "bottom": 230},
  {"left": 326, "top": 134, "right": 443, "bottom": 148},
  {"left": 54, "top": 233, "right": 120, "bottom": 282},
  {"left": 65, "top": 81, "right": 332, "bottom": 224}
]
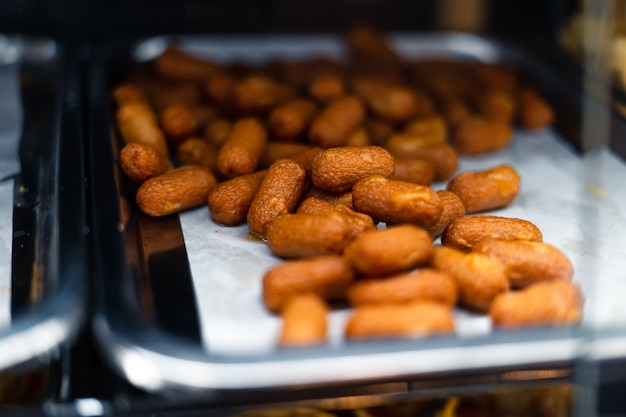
[{"left": 89, "top": 31, "right": 624, "bottom": 394}]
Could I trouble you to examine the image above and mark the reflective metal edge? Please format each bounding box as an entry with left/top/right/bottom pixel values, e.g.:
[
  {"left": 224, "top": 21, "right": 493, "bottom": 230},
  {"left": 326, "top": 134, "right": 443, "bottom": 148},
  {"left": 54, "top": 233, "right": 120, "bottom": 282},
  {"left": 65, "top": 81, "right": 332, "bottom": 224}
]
[{"left": 0, "top": 35, "right": 88, "bottom": 372}]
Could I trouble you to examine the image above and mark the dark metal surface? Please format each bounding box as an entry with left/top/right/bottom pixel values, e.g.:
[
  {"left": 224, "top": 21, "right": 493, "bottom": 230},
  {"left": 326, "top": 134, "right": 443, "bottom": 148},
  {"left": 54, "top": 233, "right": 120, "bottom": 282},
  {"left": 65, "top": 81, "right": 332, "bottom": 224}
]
[{"left": 0, "top": 36, "right": 87, "bottom": 374}]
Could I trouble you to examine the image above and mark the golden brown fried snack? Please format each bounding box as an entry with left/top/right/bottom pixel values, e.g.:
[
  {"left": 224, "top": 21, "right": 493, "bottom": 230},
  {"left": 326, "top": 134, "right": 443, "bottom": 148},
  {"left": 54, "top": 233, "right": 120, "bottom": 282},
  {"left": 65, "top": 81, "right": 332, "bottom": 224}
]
[
  {"left": 311, "top": 146, "right": 394, "bottom": 193},
  {"left": 308, "top": 96, "right": 365, "bottom": 147},
  {"left": 517, "top": 87, "right": 555, "bottom": 130},
  {"left": 297, "top": 197, "right": 375, "bottom": 240},
  {"left": 345, "top": 301, "right": 455, "bottom": 340},
  {"left": 119, "top": 142, "right": 172, "bottom": 183},
  {"left": 203, "top": 118, "right": 232, "bottom": 148},
  {"left": 262, "top": 255, "right": 355, "bottom": 313},
  {"left": 385, "top": 141, "right": 458, "bottom": 182},
  {"left": 452, "top": 117, "right": 513, "bottom": 155},
  {"left": 344, "top": 127, "right": 371, "bottom": 147},
  {"left": 308, "top": 71, "right": 346, "bottom": 104},
  {"left": 266, "top": 213, "right": 352, "bottom": 258},
  {"left": 363, "top": 118, "right": 394, "bottom": 146},
  {"left": 441, "top": 215, "right": 543, "bottom": 251},
  {"left": 112, "top": 83, "right": 149, "bottom": 106},
  {"left": 136, "top": 166, "right": 217, "bottom": 217},
  {"left": 489, "top": 280, "right": 583, "bottom": 328},
  {"left": 473, "top": 237, "right": 574, "bottom": 288},
  {"left": 268, "top": 98, "right": 318, "bottom": 141},
  {"left": 473, "top": 62, "right": 518, "bottom": 92},
  {"left": 343, "top": 224, "right": 433, "bottom": 276},
  {"left": 159, "top": 103, "right": 198, "bottom": 143},
  {"left": 216, "top": 118, "right": 268, "bottom": 178},
  {"left": 476, "top": 90, "right": 516, "bottom": 124},
  {"left": 384, "top": 133, "right": 439, "bottom": 157},
  {"left": 346, "top": 25, "right": 403, "bottom": 78},
  {"left": 234, "top": 74, "right": 290, "bottom": 115},
  {"left": 284, "top": 147, "right": 324, "bottom": 172},
  {"left": 260, "top": 142, "right": 315, "bottom": 169},
  {"left": 403, "top": 114, "right": 448, "bottom": 145},
  {"left": 390, "top": 157, "right": 435, "bottom": 185},
  {"left": 347, "top": 268, "right": 458, "bottom": 307},
  {"left": 351, "top": 77, "right": 418, "bottom": 123},
  {"left": 303, "top": 187, "right": 354, "bottom": 209},
  {"left": 296, "top": 196, "right": 336, "bottom": 215},
  {"left": 116, "top": 102, "right": 170, "bottom": 158},
  {"left": 175, "top": 137, "right": 218, "bottom": 173},
  {"left": 189, "top": 104, "right": 220, "bottom": 129},
  {"left": 426, "top": 190, "right": 466, "bottom": 237},
  {"left": 247, "top": 158, "right": 307, "bottom": 239},
  {"left": 155, "top": 47, "right": 223, "bottom": 82},
  {"left": 446, "top": 165, "right": 520, "bottom": 214},
  {"left": 205, "top": 73, "right": 236, "bottom": 113},
  {"left": 439, "top": 96, "right": 473, "bottom": 127},
  {"left": 430, "top": 245, "right": 509, "bottom": 312},
  {"left": 352, "top": 175, "right": 442, "bottom": 229},
  {"left": 208, "top": 170, "right": 267, "bottom": 226},
  {"left": 334, "top": 204, "right": 377, "bottom": 238},
  {"left": 279, "top": 294, "right": 329, "bottom": 347}
]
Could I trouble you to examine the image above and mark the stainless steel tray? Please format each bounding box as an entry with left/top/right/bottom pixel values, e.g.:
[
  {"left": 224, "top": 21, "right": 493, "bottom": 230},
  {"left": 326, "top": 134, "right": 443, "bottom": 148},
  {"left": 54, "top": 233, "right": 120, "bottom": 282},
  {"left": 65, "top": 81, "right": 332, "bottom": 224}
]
[
  {"left": 0, "top": 35, "right": 87, "bottom": 373},
  {"left": 88, "top": 32, "right": 626, "bottom": 396}
]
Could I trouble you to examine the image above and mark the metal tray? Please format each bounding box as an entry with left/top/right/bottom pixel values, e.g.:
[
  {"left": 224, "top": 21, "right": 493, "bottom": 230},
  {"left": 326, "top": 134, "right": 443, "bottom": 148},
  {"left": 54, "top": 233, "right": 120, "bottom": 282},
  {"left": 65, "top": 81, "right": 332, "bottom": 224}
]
[
  {"left": 0, "top": 36, "right": 87, "bottom": 376},
  {"left": 88, "top": 32, "right": 626, "bottom": 397}
]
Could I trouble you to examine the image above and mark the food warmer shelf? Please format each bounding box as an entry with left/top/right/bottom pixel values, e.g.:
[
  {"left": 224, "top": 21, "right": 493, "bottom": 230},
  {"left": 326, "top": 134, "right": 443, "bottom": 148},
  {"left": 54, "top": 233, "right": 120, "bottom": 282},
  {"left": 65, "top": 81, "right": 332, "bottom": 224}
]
[{"left": 87, "top": 32, "right": 626, "bottom": 402}]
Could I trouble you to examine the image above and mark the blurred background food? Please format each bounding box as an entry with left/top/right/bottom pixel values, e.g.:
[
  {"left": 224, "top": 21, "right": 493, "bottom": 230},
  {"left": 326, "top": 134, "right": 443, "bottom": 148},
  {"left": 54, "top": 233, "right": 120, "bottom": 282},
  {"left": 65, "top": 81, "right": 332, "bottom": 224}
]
[{"left": 559, "top": 1, "right": 626, "bottom": 86}]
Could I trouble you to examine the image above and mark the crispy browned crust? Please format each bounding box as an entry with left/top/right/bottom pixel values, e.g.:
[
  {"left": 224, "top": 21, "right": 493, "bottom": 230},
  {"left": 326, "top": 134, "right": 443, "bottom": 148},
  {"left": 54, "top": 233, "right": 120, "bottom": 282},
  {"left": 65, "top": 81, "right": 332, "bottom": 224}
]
[
  {"left": 347, "top": 268, "right": 458, "bottom": 307},
  {"left": 175, "top": 137, "right": 217, "bottom": 173},
  {"left": 343, "top": 224, "right": 433, "bottom": 276},
  {"left": 279, "top": 294, "right": 329, "bottom": 347},
  {"left": 216, "top": 118, "right": 268, "bottom": 178},
  {"left": 136, "top": 166, "right": 217, "bottom": 217},
  {"left": 308, "top": 96, "right": 365, "bottom": 147},
  {"left": 116, "top": 101, "right": 170, "bottom": 158},
  {"left": 426, "top": 190, "right": 466, "bottom": 237},
  {"left": 159, "top": 103, "right": 198, "bottom": 142},
  {"left": 208, "top": 170, "right": 267, "bottom": 226},
  {"left": 266, "top": 213, "right": 352, "bottom": 258},
  {"left": 390, "top": 157, "right": 435, "bottom": 186},
  {"left": 262, "top": 255, "right": 355, "bottom": 313},
  {"left": 452, "top": 117, "right": 513, "bottom": 155},
  {"left": 430, "top": 245, "right": 509, "bottom": 312},
  {"left": 441, "top": 215, "right": 543, "bottom": 251},
  {"left": 473, "top": 237, "right": 574, "bottom": 288},
  {"left": 352, "top": 175, "right": 442, "bottom": 229},
  {"left": 446, "top": 165, "right": 520, "bottom": 214},
  {"left": 489, "top": 280, "right": 583, "bottom": 328},
  {"left": 311, "top": 146, "right": 394, "bottom": 193},
  {"left": 120, "top": 142, "right": 172, "bottom": 183},
  {"left": 268, "top": 98, "right": 318, "bottom": 141},
  {"left": 345, "top": 301, "right": 455, "bottom": 340},
  {"left": 247, "top": 158, "right": 307, "bottom": 239}
]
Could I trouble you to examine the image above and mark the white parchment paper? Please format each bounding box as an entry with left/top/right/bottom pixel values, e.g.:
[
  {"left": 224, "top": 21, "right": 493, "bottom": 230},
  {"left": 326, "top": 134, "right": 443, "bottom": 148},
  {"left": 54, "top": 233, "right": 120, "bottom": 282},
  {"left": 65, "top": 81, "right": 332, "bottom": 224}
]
[
  {"left": 0, "top": 62, "right": 21, "bottom": 327},
  {"left": 165, "top": 35, "right": 626, "bottom": 356},
  {"left": 181, "top": 130, "right": 626, "bottom": 356}
]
